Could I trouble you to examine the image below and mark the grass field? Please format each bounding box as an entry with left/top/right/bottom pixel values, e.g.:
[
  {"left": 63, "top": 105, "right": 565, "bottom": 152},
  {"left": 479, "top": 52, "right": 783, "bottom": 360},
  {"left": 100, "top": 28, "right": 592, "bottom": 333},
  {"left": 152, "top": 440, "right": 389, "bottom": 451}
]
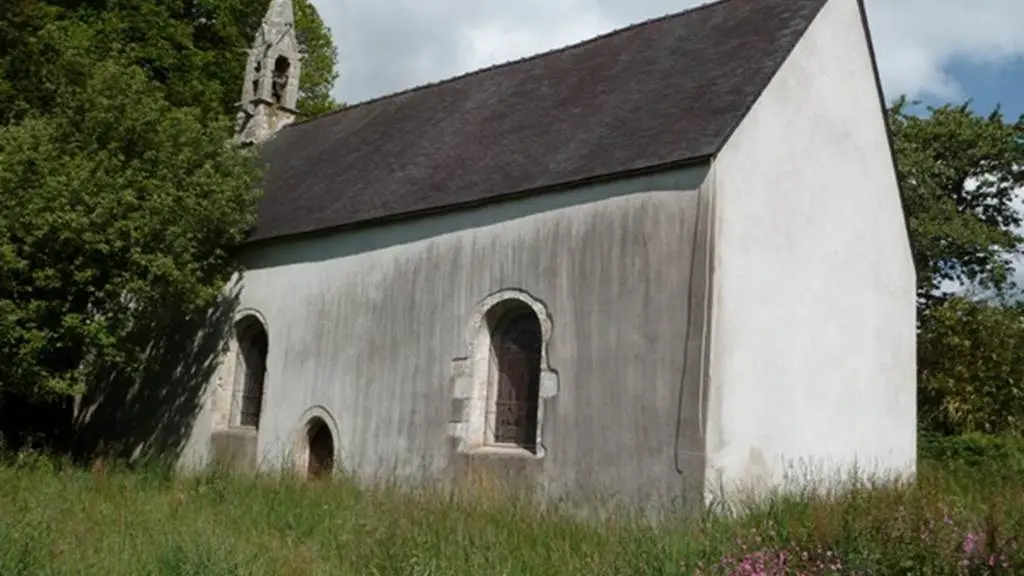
[{"left": 0, "top": 439, "right": 1021, "bottom": 575}]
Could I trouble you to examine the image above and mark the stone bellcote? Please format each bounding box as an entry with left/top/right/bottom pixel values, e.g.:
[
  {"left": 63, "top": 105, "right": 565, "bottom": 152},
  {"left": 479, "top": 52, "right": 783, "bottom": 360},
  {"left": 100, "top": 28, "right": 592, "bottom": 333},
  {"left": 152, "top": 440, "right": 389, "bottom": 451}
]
[{"left": 235, "top": 0, "right": 302, "bottom": 145}]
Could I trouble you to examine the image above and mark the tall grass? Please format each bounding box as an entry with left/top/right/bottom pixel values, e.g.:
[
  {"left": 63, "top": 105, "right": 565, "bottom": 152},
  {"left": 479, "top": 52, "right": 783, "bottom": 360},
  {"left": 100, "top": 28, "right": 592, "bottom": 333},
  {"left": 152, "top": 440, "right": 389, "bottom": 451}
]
[{"left": 0, "top": 442, "right": 1021, "bottom": 575}]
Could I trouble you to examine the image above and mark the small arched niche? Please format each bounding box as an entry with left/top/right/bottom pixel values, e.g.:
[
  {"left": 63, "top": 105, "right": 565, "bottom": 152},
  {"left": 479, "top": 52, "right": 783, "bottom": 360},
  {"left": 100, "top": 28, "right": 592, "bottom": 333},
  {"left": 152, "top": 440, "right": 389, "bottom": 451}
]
[
  {"left": 305, "top": 417, "right": 335, "bottom": 479},
  {"left": 292, "top": 406, "right": 341, "bottom": 480}
]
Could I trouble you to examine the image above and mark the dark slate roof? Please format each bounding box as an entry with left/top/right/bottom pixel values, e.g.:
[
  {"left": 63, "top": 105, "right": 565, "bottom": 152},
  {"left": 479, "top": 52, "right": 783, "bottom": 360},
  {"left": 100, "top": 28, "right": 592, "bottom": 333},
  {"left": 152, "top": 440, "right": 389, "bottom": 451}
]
[{"left": 250, "top": 0, "right": 828, "bottom": 242}]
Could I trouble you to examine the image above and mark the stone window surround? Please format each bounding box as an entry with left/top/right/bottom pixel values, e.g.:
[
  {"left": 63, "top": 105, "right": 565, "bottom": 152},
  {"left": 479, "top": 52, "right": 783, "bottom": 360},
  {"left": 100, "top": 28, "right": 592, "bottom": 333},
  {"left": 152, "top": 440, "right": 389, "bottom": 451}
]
[
  {"left": 291, "top": 405, "right": 341, "bottom": 476},
  {"left": 448, "top": 289, "right": 559, "bottom": 459},
  {"left": 212, "top": 308, "right": 271, "bottom": 433}
]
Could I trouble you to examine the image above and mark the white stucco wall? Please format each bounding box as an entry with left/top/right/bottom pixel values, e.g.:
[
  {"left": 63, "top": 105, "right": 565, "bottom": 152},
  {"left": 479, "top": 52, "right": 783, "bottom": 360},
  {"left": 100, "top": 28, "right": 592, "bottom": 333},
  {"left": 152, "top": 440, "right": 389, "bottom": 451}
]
[{"left": 703, "top": 0, "right": 916, "bottom": 500}]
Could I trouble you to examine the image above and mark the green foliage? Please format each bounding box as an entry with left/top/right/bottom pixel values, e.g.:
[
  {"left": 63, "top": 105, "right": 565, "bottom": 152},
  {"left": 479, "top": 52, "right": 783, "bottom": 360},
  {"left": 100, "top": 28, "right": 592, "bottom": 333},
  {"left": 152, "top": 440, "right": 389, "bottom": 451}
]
[
  {"left": 0, "top": 0, "right": 340, "bottom": 410},
  {"left": 917, "top": 297, "right": 1024, "bottom": 436},
  {"left": 890, "top": 99, "right": 1024, "bottom": 436},
  {"left": 0, "top": 0, "right": 340, "bottom": 123},
  {"left": 0, "top": 0, "right": 69, "bottom": 125},
  {"left": 920, "top": 433, "right": 1024, "bottom": 475},
  {"left": 0, "top": 57, "right": 261, "bottom": 399},
  {"left": 889, "top": 98, "right": 1024, "bottom": 306},
  {"left": 295, "top": 0, "right": 342, "bottom": 117}
]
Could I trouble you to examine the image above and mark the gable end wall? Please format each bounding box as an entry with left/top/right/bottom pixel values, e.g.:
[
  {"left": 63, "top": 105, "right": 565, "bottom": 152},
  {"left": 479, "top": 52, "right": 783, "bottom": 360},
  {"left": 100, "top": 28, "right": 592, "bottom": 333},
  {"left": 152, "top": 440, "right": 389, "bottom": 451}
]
[{"left": 703, "top": 0, "right": 916, "bottom": 498}]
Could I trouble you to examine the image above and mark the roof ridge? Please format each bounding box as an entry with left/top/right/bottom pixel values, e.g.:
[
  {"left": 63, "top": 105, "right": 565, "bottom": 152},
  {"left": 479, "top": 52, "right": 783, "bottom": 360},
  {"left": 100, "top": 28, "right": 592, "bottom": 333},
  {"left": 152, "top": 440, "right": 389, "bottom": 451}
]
[{"left": 288, "top": 0, "right": 736, "bottom": 128}]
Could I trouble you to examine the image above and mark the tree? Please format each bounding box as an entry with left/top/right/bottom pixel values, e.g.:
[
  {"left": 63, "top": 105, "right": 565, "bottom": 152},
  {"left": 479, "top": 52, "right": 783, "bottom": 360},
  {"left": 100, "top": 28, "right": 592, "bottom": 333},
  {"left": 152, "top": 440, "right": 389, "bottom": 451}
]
[
  {"left": 892, "top": 99, "right": 1024, "bottom": 436},
  {"left": 917, "top": 297, "right": 1024, "bottom": 436},
  {"left": 0, "top": 0, "right": 339, "bottom": 452},
  {"left": 0, "top": 0, "right": 66, "bottom": 126},
  {"left": 0, "top": 56, "right": 261, "bottom": 400},
  {"left": 0, "top": 0, "right": 340, "bottom": 124},
  {"left": 889, "top": 98, "right": 1024, "bottom": 308},
  {"left": 295, "top": 0, "right": 342, "bottom": 117}
]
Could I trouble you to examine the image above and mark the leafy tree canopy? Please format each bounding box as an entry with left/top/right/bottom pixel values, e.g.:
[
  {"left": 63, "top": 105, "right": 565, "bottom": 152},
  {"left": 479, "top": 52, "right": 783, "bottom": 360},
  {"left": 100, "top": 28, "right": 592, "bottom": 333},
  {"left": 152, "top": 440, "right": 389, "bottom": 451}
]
[
  {"left": 0, "top": 59, "right": 260, "bottom": 399},
  {"left": 893, "top": 99, "right": 1024, "bottom": 436},
  {"left": 889, "top": 98, "right": 1024, "bottom": 307},
  {"left": 0, "top": 0, "right": 340, "bottom": 123},
  {"left": 295, "top": 0, "right": 341, "bottom": 117},
  {"left": 918, "top": 297, "right": 1024, "bottom": 436},
  {"left": 0, "top": 0, "right": 339, "bottom": 409}
]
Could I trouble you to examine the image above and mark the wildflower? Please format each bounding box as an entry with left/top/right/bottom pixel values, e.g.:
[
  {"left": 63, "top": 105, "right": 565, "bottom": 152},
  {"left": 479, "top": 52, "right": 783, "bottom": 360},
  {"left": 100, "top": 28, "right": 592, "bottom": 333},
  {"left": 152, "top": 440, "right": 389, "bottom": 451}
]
[{"left": 963, "top": 531, "right": 980, "bottom": 555}]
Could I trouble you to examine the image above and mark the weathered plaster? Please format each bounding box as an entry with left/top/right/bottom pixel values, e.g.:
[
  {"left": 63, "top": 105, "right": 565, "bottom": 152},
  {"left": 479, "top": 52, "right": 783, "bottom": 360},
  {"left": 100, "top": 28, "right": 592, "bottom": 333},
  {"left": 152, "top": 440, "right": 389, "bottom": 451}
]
[
  {"left": 704, "top": 0, "right": 916, "bottom": 500},
  {"left": 181, "top": 166, "right": 713, "bottom": 508}
]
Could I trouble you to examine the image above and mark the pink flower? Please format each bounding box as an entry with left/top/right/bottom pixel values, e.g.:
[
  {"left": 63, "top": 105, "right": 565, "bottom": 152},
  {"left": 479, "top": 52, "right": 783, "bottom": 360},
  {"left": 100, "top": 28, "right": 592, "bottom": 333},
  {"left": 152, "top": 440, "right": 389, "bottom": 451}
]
[{"left": 963, "top": 531, "right": 980, "bottom": 555}]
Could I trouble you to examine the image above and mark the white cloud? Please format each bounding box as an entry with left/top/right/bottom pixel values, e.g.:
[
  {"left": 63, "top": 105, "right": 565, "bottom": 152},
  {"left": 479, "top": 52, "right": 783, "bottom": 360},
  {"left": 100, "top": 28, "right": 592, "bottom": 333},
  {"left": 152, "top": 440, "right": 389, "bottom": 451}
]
[
  {"left": 863, "top": 0, "right": 1024, "bottom": 100},
  {"left": 308, "top": 0, "right": 1024, "bottom": 105}
]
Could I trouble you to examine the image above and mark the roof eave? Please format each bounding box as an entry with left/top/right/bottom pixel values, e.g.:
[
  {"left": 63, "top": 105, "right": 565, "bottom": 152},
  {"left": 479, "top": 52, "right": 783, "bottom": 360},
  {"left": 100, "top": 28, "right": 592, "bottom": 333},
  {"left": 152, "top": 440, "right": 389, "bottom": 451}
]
[{"left": 243, "top": 154, "right": 715, "bottom": 247}]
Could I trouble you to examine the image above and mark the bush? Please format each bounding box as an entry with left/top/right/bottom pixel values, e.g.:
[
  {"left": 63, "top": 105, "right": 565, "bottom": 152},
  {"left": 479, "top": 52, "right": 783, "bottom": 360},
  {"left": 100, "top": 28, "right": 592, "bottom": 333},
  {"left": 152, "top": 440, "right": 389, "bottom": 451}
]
[
  {"left": 918, "top": 298, "right": 1024, "bottom": 436},
  {"left": 920, "top": 432, "right": 1024, "bottom": 475}
]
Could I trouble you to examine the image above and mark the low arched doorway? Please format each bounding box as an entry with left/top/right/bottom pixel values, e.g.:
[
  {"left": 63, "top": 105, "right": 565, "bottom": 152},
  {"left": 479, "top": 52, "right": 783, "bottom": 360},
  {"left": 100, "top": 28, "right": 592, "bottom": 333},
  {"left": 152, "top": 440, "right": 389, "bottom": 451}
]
[{"left": 306, "top": 417, "right": 335, "bottom": 479}]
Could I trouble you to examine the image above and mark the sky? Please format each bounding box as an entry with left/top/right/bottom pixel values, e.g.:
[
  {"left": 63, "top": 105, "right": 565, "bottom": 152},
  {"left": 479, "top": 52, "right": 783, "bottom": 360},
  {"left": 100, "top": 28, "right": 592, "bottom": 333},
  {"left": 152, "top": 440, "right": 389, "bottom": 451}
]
[{"left": 308, "top": 0, "right": 1024, "bottom": 118}]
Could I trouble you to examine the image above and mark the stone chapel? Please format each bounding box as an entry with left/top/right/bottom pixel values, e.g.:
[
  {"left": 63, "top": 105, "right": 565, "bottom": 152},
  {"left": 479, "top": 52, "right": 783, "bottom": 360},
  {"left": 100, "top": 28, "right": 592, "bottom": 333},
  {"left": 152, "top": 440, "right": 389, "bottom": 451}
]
[{"left": 180, "top": 0, "right": 918, "bottom": 508}]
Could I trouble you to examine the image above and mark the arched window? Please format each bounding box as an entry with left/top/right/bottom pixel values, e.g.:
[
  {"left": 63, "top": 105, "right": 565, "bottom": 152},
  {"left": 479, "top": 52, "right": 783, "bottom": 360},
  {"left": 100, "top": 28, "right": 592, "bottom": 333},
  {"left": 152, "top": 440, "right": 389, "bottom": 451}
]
[
  {"left": 485, "top": 300, "right": 542, "bottom": 452},
  {"left": 306, "top": 417, "right": 335, "bottom": 479},
  {"left": 448, "top": 289, "right": 559, "bottom": 459},
  {"left": 292, "top": 406, "right": 341, "bottom": 480},
  {"left": 272, "top": 55, "right": 290, "bottom": 103},
  {"left": 232, "top": 315, "right": 268, "bottom": 429}
]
